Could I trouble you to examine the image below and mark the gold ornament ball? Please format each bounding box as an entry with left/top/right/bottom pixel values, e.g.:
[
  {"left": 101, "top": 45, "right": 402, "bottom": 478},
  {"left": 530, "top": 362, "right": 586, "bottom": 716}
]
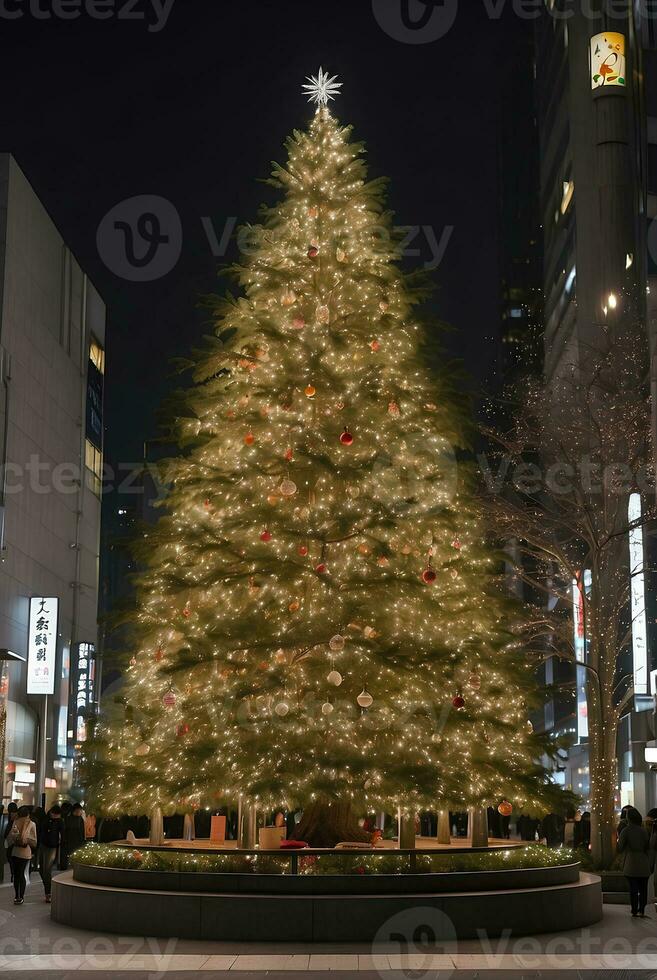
[
  {"left": 329, "top": 634, "right": 345, "bottom": 652},
  {"left": 327, "top": 670, "right": 343, "bottom": 687},
  {"left": 357, "top": 689, "right": 374, "bottom": 709}
]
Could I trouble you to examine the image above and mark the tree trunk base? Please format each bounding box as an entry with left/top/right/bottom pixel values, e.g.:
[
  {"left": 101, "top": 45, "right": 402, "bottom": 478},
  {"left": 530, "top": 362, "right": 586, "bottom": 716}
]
[{"left": 291, "top": 801, "right": 371, "bottom": 848}]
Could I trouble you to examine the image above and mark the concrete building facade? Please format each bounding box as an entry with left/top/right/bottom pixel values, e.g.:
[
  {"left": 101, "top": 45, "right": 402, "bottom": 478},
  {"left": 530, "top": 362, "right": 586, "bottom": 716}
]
[
  {"left": 533, "top": 1, "right": 657, "bottom": 811},
  {"left": 0, "top": 155, "right": 105, "bottom": 808}
]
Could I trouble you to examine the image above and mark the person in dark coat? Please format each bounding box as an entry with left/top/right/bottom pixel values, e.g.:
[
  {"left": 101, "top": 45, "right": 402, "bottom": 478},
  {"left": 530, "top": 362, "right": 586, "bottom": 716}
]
[
  {"left": 63, "top": 805, "right": 86, "bottom": 857},
  {"left": 30, "top": 807, "right": 46, "bottom": 873},
  {"left": 58, "top": 802, "right": 72, "bottom": 870},
  {"left": 3, "top": 802, "right": 18, "bottom": 880},
  {"left": 540, "top": 812, "right": 565, "bottom": 847},
  {"left": 618, "top": 807, "right": 650, "bottom": 917},
  {"left": 39, "top": 805, "right": 65, "bottom": 902},
  {"left": 579, "top": 811, "right": 591, "bottom": 849}
]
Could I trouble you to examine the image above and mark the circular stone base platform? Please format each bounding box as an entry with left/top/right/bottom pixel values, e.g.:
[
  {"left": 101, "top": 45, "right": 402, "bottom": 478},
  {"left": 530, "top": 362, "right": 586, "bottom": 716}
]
[{"left": 52, "top": 867, "right": 602, "bottom": 942}]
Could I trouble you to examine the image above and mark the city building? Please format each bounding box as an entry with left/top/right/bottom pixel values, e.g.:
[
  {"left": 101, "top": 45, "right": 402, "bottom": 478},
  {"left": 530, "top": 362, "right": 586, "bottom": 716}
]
[
  {"left": 533, "top": 2, "right": 657, "bottom": 810},
  {"left": 498, "top": 28, "right": 544, "bottom": 379},
  {"left": 0, "top": 155, "right": 106, "bottom": 809},
  {"left": 98, "top": 456, "right": 162, "bottom": 699}
]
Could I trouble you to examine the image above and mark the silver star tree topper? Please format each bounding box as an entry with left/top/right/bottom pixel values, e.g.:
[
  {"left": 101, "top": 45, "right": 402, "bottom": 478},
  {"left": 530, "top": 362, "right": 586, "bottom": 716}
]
[{"left": 302, "top": 67, "right": 342, "bottom": 108}]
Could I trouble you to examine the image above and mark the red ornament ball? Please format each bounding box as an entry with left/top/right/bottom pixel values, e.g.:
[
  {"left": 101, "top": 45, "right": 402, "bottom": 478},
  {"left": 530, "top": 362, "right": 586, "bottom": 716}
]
[
  {"left": 298, "top": 545, "right": 309, "bottom": 557},
  {"left": 422, "top": 568, "right": 437, "bottom": 585},
  {"left": 176, "top": 723, "right": 190, "bottom": 738},
  {"left": 315, "top": 562, "right": 328, "bottom": 575},
  {"left": 182, "top": 604, "right": 191, "bottom": 618},
  {"left": 452, "top": 695, "right": 465, "bottom": 710},
  {"left": 308, "top": 245, "right": 319, "bottom": 259},
  {"left": 260, "top": 529, "right": 272, "bottom": 542},
  {"left": 498, "top": 800, "right": 513, "bottom": 817},
  {"left": 291, "top": 317, "right": 305, "bottom": 330},
  {"left": 244, "top": 433, "right": 255, "bottom": 446},
  {"left": 340, "top": 428, "right": 354, "bottom": 446}
]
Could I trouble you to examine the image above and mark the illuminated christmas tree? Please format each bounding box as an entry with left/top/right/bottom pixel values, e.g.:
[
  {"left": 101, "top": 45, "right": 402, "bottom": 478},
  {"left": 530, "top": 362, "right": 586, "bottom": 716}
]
[{"left": 87, "top": 72, "right": 555, "bottom": 838}]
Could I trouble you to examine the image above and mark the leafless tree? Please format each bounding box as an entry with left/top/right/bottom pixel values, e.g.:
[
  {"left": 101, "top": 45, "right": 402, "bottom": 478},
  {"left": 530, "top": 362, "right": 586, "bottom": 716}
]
[{"left": 480, "top": 325, "right": 655, "bottom": 867}]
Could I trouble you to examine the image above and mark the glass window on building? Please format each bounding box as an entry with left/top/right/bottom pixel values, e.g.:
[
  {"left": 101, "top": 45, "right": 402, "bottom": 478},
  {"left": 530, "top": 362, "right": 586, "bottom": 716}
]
[
  {"left": 89, "top": 338, "right": 105, "bottom": 375},
  {"left": 85, "top": 440, "right": 103, "bottom": 497}
]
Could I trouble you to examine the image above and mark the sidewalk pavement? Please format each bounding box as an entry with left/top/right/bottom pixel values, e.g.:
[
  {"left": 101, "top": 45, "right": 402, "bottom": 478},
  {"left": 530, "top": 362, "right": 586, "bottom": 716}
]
[{"left": 2, "top": 873, "right": 657, "bottom": 977}]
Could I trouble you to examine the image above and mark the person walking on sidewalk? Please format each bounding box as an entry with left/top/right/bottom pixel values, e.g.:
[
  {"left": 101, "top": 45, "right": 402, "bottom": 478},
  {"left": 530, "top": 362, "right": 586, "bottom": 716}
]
[
  {"left": 3, "top": 801, "right": 18, "bottom": 881},
  {"left": 39, "top": 805, "right": 65, "bottom": 903},
  {"left": 5, "top": 807, "right": 37, "bottom": 905},
  {"left": 618, "top": 806, "right": 651, "bottom": 917}
]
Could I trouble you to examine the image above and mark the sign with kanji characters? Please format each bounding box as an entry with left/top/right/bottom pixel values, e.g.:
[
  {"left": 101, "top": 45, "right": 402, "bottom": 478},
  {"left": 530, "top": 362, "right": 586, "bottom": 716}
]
[
  {"left": 27, "top": 597, "right": 59, "bottom": 695},
  {"left": 69, "top": 641, "right": 96, "bottom": 743}
]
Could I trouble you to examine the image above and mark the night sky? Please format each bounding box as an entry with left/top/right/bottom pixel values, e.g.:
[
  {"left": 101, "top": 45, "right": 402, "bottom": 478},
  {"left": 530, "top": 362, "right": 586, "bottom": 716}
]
[{"left": 0, "top": 0, "right": 530, "bottom": 473}]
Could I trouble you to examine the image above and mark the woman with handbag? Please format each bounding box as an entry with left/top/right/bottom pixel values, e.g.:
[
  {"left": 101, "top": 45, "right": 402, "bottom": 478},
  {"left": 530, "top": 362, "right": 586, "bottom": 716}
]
[{"left": 5, "top": 806, "right": 37, "bottom": 905}]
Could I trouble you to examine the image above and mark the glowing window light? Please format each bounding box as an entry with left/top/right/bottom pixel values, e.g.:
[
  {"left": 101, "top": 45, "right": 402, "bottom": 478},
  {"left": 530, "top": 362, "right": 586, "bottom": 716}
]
[{"left": 561, "top": 180, "right": 574, "bottom": 215}]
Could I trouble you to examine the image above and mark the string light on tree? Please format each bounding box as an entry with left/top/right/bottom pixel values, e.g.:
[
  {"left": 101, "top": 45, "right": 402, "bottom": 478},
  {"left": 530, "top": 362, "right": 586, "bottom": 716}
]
[{"left": 84, "top": 69, "right": 558, "bottom": 827}]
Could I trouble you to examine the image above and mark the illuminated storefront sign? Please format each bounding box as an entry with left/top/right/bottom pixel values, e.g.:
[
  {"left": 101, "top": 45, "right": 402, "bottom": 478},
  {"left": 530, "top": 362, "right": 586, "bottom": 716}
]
[
  {"left": 69, "top": 642, "right": 96, "bottom": 743},
  {"left": 573, "top": 570, "right": 592, "bottom": 742},
  {"left": 591, "top": 33, "right": 626, "bottom": 89},
  {"left": 26, "top": 597, "right": 59, "bottom": 695},
  {"left": 629, "top": 493, "right": 648, "bottom": 696}
]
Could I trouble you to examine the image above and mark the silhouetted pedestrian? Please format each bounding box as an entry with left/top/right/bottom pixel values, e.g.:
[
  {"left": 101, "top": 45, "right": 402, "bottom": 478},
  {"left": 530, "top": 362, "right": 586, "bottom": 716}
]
[{"left": 618, "top": 807, "right": 650, "bottom": 918}]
